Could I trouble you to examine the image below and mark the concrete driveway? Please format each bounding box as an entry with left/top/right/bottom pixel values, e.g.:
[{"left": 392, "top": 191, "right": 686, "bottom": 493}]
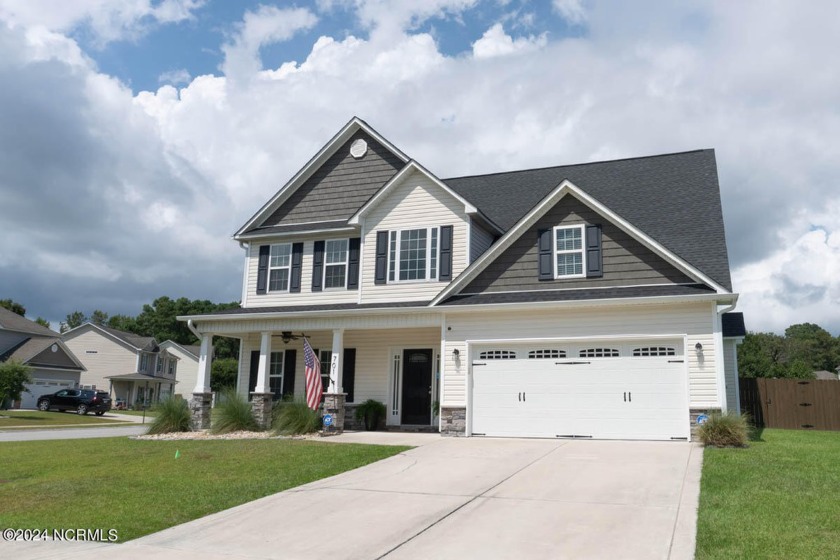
[{"left": 4, "top": 435, "right": 702, "bottom": 560}]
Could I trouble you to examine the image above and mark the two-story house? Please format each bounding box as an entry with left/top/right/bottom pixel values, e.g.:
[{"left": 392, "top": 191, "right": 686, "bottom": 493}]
[
  {"left": 62, "top": 323, "right": 179, "bottom": 408},
  {"left": 0, "top": 307, "right": 86, "bottom": 409},
  {"left": 180, "top": 117, "right": 745, "bottom": 440}
]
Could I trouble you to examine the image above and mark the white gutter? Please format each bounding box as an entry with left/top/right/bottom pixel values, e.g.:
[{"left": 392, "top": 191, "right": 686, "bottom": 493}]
[{"left": 186, "top": 319, "right": 202, "bottom": 339}]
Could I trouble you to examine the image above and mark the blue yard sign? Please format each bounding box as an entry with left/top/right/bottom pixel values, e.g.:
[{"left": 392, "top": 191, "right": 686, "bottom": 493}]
[
  {"left": 696, "top": 414, "right": 709, "bottom": 425},
  {"left": 323, "top": 414, "right": 333, "bottom": 427}
]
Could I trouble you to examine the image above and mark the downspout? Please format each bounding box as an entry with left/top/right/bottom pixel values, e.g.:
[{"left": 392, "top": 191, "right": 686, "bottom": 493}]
[
  {"left": 715, "top": 298, "right": 738, "bottom": 413},
  {"left": 187, "top": 319, "right": 202, "bottom": 341}
]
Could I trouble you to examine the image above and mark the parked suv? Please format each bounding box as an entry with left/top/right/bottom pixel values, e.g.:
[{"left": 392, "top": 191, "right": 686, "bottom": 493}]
[{"left": 37, "top": 389, "right": 112, "bottom": 415}]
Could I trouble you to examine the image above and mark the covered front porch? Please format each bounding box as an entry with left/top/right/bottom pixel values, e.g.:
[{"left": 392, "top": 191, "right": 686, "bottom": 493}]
[
  {"left": 183, "top": 308, "right": 446, "bottom": 432},
  {"left": 106, "top": 374, "right": 176, "bottom": 410}
]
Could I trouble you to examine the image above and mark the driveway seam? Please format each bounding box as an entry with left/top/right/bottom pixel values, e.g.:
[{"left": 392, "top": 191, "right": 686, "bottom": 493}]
[
  {"left": 667, "top": 443, "right": 701, "bottom": 559},
  {"left": 375, "top": 441, "right": 569, "bottom": 559}
]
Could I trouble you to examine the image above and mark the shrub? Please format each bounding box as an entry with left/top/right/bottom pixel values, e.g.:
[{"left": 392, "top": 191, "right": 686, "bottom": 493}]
[
  {"left": 211, "top": 389, "right": 259, "bottom": 434},
  {"left": 147, "top": 397, "right": 191, "bottom": 435},
  {"left": 698, "top": 412, "right": 750, "bottom": 447},
  {"left": 354, "top": 399, "right": 387, "bottom": 431},
  {"left": 273, "top": 398, "right": 321, "bottom": 435}
]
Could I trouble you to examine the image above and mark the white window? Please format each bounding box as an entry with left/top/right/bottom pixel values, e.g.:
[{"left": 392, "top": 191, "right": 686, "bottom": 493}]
[
  {"left": 156, "top": 356, "right": 163, "bottom": 373},
  {"left": 269, "top": 351, "right": 284, "bottom": 398},
  {"left": 324, "top": 239, "right": 349, "bottom": 289},
  {"left": 268, "top": 243, "right": 292, "bottom": 292},
  {"left": 528, "top": 349, "right": 566, "bottom": 359},
  {"left": 388, "top": 227, "right": 440, "bottom": 282},
  {"left": 167, "top": 359, "right": 176, "bottom": 375},
  {"left": 139, "top": 353, "right": 148, "bottom": 371},
  {"left": 579, "top": 348, "right": 620, "bottom": 358},
  {"left": 478, "top": 350, "right": 517, "bottom": 360},
  {"left": 554, "top": 225, "right": 586, "bottom": 278},
  {"left": 633, "top": 347, "right": 676, "bottom": 357}
]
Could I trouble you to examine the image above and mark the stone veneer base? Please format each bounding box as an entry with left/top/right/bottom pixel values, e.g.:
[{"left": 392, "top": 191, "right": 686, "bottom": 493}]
[
  {"left": 250, "top": 392, "right": 274, "bottom": 430},
  {"left": 689, "top": 408, "right": 722, "bottom": 442},
  {"left": 189, "top": 392, "right": 212, "bottom": 431},
  {"left": 440, "top": 406, "right": 466, "bottom": 437},
  {"left": 321, "top": 393, "right": 347, "bottom": 436}
]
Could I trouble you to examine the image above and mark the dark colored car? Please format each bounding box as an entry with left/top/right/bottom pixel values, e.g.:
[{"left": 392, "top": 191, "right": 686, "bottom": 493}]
[{"left": 36, "top": 389, "right": 112, "bottom": 415}]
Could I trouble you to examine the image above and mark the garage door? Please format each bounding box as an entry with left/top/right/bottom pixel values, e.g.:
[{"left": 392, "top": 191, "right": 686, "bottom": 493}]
[
  {"left": 20, "top": 379, "right": 75, "bottom": 409},
  {"left": 471, "top": 340, "right": 690, "bottom": 441}
]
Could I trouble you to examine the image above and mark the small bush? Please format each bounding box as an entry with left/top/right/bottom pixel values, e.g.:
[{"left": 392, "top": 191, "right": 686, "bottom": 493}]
[
  {"left": 354, "top": 399, "right": 387, "bottom": 431},
  {"left": 273, "top": 398, "right": 321, "bottom": 435},
  {"left": 698, "top": 412, "right": 750, "bottom": 447},
  {"left": 211, "top": 389, "right": 259, "bottom": 434},
  {"left": 147, "top": 397, "right": 191, "bottom": 435}
]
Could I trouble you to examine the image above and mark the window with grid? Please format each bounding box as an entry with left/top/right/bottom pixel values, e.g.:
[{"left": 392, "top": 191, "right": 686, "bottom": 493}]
[
  {"left": 268, "top": 243, "right": 292, "bottom": 291},
  {"left": 633, "top": 347, "right": 676, "bottom": 357},
  {"left": 324, "top": 239, "right": 348, "bottom": 289},
  {"left": 478, "top": 350, "right": 517, "bottom": 360},
  {"left": 579, "top": 348, "right": 620, "bottom": 358},
  {"left": 528, "top": 349, "right": 567, "bottom": 359},
  {"left": 388, "top": 228, "right": 439, "bottom": 282},
  {"left": 554, "top": 225, "right": 585, "bottom": 278},
  {"left": 269, "top": 351, "right": 284, "bottom": 398}
]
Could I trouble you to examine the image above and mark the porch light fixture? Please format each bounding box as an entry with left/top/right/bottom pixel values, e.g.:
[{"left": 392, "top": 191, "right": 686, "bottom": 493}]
[
  {"left": 452, "top": 348, "right": 460, "bottom": 357},
  {"left": 695, "top": 342, "right": 703, "bottom": 352}
]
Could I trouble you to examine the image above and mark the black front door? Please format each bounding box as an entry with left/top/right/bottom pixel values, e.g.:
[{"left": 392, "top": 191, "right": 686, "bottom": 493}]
[{"left": 401, "top": 349, "right": 433, "bottom": 425}]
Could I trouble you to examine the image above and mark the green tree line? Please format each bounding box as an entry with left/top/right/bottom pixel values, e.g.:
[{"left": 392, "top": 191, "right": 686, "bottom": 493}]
[{"left": 738, "top": 323, "right": 840, "bottom": 379}]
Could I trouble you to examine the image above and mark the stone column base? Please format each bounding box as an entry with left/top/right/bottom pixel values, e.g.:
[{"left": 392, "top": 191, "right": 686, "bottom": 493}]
[
  {"left": 321, "top": 393, "right": 347, "bottom": 436},
  {"left": 189, "top": 392, "right": 212, "bottom": 431},
  {"left": 251, "top": 392, "right": 274, "bottom": 430},
  {"left": 440, "top": 406, "right": 466, "bottom": 437}
]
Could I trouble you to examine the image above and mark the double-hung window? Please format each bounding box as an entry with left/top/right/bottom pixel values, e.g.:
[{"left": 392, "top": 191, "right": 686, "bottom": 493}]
[
  {"left": 268, "top": 243, "right": 292, "bottom": 291},
  {"left": 554, "top": 225, "right": 585, "bottom": 278},
  {"left": 269, "top": 351, "right": 284, "bottom": 398},
  {"left": 388, "top": 227, "right": 439, "bottom": 282},
  {"left": 324, "top": 239, "right": 349, "bottom": 289}
]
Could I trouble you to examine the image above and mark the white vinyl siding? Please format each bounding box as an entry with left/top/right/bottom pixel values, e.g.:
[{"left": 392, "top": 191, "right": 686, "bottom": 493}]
[
  {"left": 62, "top": 328, "right": 140, "bottom": 393},
  {"left": 362, "top": 169, "right": 469, "bottom": 303},
  {"left": 244, "top": 233, "right": 360, "bottom": 308},
  {"left": 442, "top": 302, "right": 719, "bottom": 409},
  {"left": 159, "top": 343, "right": 200, "bottom": 399},
  {"left": 470, "top": 220, "right": 495, "bottom": 263}
]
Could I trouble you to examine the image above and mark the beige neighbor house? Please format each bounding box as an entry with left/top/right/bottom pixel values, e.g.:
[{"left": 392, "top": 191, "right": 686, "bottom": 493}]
[
  {"left": 62, "top": 323, "right": 178, "bottom": 408},
  {"left": 179, "top": 117, "right": 745, "bottom": 440},
  {"left": 0, "top": 307, "right": 86, "bottom": 409},
  {"left": 158, "top": 341, "right": 200, "bottom": 398}
]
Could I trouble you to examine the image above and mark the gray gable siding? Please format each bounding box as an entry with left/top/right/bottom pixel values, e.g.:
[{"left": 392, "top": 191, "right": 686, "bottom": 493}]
[
  {"left": 28, "top": 342, "right": 83, "bottom": 370},
  {"left": 257, "top": 131, "right": 404, "bottom": 228},
  {"left": 462, "top": 195, "right": 694, "bottom": 294}
]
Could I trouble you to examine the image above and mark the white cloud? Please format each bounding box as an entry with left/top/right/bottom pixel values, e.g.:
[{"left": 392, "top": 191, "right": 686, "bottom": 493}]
[
  {"left": 158, "top": 68, "right": 191, "bottom": 85},
  {"left": 221, "top": 5, "right": 317, "bottom": 83},
  {"left": 471, "top": 23, "right": 546, "bottom": 59},
  {"left": 552, "top": 0, "right": 588, "bottom": 25}
]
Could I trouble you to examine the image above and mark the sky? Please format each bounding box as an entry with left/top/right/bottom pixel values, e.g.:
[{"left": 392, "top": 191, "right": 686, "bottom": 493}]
[{"left": 0, "top": 0, "right": 838, "bottom": 335}]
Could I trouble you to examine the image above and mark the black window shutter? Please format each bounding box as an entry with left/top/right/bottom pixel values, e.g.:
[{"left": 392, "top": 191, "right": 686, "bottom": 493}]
[
  {"left": 283, "top": 349, "right": 297, "bottom": 398},
  {"left": 256, "top": 245, "right": 270, "bottom": 294},
  {"left": 538, "top": 229, "right": 553, "bottom": 281},
  {"left": 586, "top": 225, "right": 603, "bottom": 278},
  {"left": 343, "top": 348, "right": 356, "bottom": 403},
  {"left": 439, "top": 225, "right": 453, "bottom": 281},
  {"left": 312, "top": 240, "right": 325, "bottom": 292},
  {"left": 374, "top": 231, "right": 388, "bottom": 285},
  {"left": 290, "top": 243, "right": 303, "bottom": 293},
  {"left": 248, "top": 350, "right": 260, "bottom": 397},
  {"left": 347, "top": 238, "right": 361, "bottom": 290}
]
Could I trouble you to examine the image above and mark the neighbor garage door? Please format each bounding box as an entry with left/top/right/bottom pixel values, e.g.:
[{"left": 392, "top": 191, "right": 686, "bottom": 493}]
[
  {"left": 20, "top": 379, "right": 75, "bottom": 409},
  {"left": 471, "top": 340, "right": 690, "bottom": 441}
]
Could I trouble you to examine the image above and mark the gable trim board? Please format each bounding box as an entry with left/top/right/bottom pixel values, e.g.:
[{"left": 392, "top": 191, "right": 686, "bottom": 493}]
[
  {"left": 238, "top": 224, "right": 359, "bottom": 241},
  {"left": 235, "top": 117, "right": 410, "bottom": 239},
  {"left": 431, "top": 180, "right": 730, "bottom": 306},
  {"left": 61, "top": 323, "right": 154, "bottom": 353}
]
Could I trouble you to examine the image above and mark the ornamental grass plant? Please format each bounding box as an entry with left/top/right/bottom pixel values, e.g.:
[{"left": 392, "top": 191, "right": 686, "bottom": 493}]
[
  {"left": 697, "top": 412, "right": 750, "bottom": 447},
  {"left": 273, "top": 397, "right": 321, "bottom": 435},
  {"left": 146, "top": 396, "right": 191, "bottom": 435},
  {"left": 211, "top": 389, "right": 259, "bottom": 434}
]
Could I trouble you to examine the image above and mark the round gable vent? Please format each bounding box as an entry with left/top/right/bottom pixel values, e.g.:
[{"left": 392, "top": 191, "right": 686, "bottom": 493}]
[
  {"left": 350, "top": 138, "right": 368, "bottom": 159},
  {"left": 51, "top": 344, "right": 58, "bottom": 353}
]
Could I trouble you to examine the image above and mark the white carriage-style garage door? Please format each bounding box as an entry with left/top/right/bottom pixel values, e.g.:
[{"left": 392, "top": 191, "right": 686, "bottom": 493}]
[{"left": 471, "top": 340, "right": 690, "bottom": 441}]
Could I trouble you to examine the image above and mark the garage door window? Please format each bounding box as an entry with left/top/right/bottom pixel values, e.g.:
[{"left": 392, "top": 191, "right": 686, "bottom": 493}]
[
  {"left": 528, "top": 349, "right": 566, "bottom": 359},
  {"left": 633, "top": 347, "right": 676, "bottom": 357},
  {"left": 478, "top": 350, "right": 517, "bottom": 360},
  {"left": 579, "top": 348, "right": 619, "bottom": 358}
]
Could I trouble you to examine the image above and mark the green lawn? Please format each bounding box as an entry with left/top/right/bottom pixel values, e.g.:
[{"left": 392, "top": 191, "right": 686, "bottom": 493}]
[
  {"left": 0, "top": 410, "right": 128, "bottom": 428},
  {"left": 0, "top": 437, "right": 409, "bottom": 542},
  {"left": 107, "top": 409, "right": 158, "bottom": 417},
  {"left": 697, "top": 429, "right": 840, "bottom": 559}
]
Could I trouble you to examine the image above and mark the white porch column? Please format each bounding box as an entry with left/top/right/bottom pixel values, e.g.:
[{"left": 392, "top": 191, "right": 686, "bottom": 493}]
[
  {"left": 255, "top": 331, "right": 271, "bottom": 394},
  {"left": 329, "top": 329, "right": 344, "bottom": 393},
  {"left": 193, "top": 334, "right": 213, "bottom": 393}
]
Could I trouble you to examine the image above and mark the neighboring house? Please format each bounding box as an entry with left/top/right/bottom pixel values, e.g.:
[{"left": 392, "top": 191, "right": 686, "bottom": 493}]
[
  {"left": 0, "top": 308, "right": 86, "bottom": 409},
  {"left": 158, "top": 341, "right": 201, "bottom": 398},
  {"left": 62, "top": 323, "right": 178, "bottom": 407},
  {"left": 814, "top": 370, "right": 839, "bottom": 381},
  {"left": 179, "top": 117, "right": 745, "bottom": 440}
]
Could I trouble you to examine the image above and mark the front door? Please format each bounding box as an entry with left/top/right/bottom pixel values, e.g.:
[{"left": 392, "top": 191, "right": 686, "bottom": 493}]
[{"left": 401, "top": 349, "right": 433, "bottom": 425}]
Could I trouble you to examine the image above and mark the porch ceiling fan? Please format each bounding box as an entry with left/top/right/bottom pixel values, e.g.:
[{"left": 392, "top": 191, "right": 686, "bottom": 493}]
[{"left": 275, "top": 331, "right": 309, "bottom": 344}]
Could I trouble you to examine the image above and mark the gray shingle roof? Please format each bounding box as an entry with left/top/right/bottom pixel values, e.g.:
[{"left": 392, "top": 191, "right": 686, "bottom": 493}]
[
  {"left": 444, "top": 150, "right": 732, "bottom": 291},
  {"left": 440, "top": 284, "right": 716, "bottom": 306},
  {"left": 97, "top": 325, "right": 157, "bottom": 351},
  {"left": 0, "top": 307, "right": 57, "bottom": 336}
]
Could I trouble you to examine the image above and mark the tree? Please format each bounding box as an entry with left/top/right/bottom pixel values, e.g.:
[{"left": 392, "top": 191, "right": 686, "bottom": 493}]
[
  {"left": 34, "top": 317, "right": 51, "bottom": 329},
  {"left": 0, "top": 360, "right": 32, "bottom": 408},
  {"left": 90, "top": 310, "right": 109, "bottom": 326},
  {"left": 107, "top": 314, "right": 138, "bottom": 332},
  {"left": 784, "top": 323, "right": 839, "bottom": 372},
  {"left": 60, "top": 311, "right": 88, "bottom": 333},
  {"left": 211, "top": 358, "right": 239, "bottom": 391},
  {"left": 0, "top": 299, "right": 25, "bottom": 316}
]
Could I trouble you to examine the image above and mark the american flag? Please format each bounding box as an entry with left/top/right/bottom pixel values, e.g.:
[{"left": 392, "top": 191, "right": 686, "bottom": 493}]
[{"left": 303, "top": 338, "right": 322, "bottom": 411}]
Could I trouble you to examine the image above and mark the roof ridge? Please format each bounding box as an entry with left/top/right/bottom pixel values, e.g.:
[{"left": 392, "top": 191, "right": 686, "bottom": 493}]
[{"left": 443, "top": 149, "right": 712, "bottom": 182}]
